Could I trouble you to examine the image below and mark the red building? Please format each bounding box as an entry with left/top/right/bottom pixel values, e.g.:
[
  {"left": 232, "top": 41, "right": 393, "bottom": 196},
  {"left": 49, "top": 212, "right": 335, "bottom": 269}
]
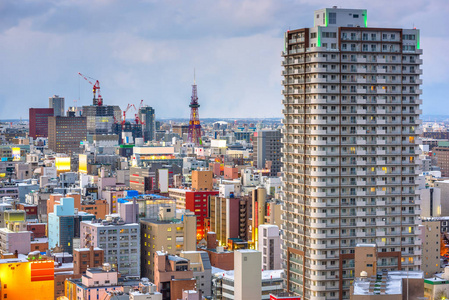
[
  {"left": 18, "top": 203, "right": 38, "bottom": 220},
  {"left": 27, "top": 223, "right": 46, "bottom": 238},
  {"left": 169, "top": 188, "right": 218, "bottom": 239},
  {"left": 29, "top": 108, "right": 54, "bottom": 138}
]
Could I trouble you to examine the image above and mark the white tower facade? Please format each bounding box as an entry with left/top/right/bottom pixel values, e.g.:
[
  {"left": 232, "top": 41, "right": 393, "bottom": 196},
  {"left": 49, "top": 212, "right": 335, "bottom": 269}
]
[{"left": 281, "top": 7, "right": 423, "bottom": 300}]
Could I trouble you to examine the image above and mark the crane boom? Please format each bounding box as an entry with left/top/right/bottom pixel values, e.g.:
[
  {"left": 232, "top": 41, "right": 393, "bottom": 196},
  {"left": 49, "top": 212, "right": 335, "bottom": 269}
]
[{"left": 78, "top": 72, "right": 103, "bottom": 106}]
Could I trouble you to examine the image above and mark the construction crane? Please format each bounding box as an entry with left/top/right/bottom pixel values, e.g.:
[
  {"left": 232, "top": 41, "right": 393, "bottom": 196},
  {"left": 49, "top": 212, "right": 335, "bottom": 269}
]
[
  {"left": 122, "top": 104, "right": 133, "bottom": 129},
  {"left": 78, "top": 72, "right": 103, "bottom": 106},
  {"left": 134, "top": 99, "right": 145, "bottom": 125}
]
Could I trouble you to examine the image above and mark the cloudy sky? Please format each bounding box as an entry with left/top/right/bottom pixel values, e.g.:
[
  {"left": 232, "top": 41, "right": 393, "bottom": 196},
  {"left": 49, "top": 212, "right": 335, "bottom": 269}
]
[{"left": 0, "top": 0, "right": 447, "bottom": 120}]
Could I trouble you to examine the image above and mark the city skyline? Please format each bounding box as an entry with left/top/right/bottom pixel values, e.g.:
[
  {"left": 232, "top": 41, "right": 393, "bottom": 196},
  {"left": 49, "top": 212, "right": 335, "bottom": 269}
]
[{"left": 0, "top": 0, "right": 447, "bottom": 120}]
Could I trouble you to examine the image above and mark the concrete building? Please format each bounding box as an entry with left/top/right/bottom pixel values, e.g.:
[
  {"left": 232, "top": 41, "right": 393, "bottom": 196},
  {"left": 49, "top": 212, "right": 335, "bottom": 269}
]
[
  {"left": 191, "top": 169, "right": 213, "bottom": 191},
  {"left": 48, "top": 115, "right": 87, "bottom": 155},
  {"left": 140, "top": 206, "right": 197, "bottom": 282},
  {"left": 153, "top": 251, "right": 196, "bottom": 300},
  {"left": 281, "top": 7, "right": 423, "bottom": 299},
  {"left": 129, "top": 280, "right": 163, "bottom": 300},
  {"left": 82, "top": 104, "right": 121, "bottom": 137},
  {"left": 0, "top": 255, "right": 55, "bottom": 300},
  {"left": 130, "top": 163, "right": 181, "bottom": 194},
  {"left": 49, "top": 95, "right": 65, "bottom": 117},
  {"left": 29, "top": 108, "right": 54, "bottom": 138},
  {"left": 424, "top": 267, "right": 449, "bottom": 300},
  {"left": 420, "top": 220, "right": 441, "bottom": 278},
  {"left": 209, "top": 191, "right": 251, "bottom": 246},
  {"left": 418, "top": 187, "right": 441, "bottom": 218},
  {"left": 168, "top": 188, "right": 218, "bottom": 239},
  {"left": 73, "top": 246, "right": 105, "bottom": 275},
  {"left": 140, "top": 106, "right": 156, "bottom": 142},
  {"left": 434, "top": 142, "right": 449, "bottom": 177},
  {"left": 235, "top": 250, "right": 262, "bottom": 300},
  {"left": 212, "top": 261, "right": 283, "bottom": 300},
  {"left": 199, "top": 232, "right": 234, "bottom": 271},
  {"left": 259, "top": 224, "right": 281, "bottom": 271},
  {"left": 253, "top": 129, "right": 282, "bottom": 176},
  {"left": 0, "top": 218, "right": 31, "bottom": 255},
  {"left": 252, "top": 186, "right": 267, "bottom": 248},
  {"left": 180, "top": 250, "right": 212, "bottom": 297},
  {"left": 48, "top": 197, "right": 95, "bottom": 254},
  {"left": 80, "top": 217, "right": 141, "bottom": 277},
  {"left": 350, "top": 244, "right": 424, "bottom": 300},
  {"left": 434, "top": 180, "right": 449, "bottom": 216},
  {"left": 65, "top": 265, "right": 122, "bottom": 300}
]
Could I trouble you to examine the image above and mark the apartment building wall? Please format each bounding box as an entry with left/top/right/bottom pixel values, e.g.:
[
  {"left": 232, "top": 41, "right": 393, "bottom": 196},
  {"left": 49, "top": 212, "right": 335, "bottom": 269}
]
[
  {"left": 259, "top": 224, "right": 281, "bottom": 270},
  {"left": 140, "top": 214, "right": 197, "bottom": 282},
  {"left": 281, "top": 7, "right": 423, "bottom": 299},
  {"left": 420, "top": 221, "right": 441, "bottom": 278},
  {"left": 80, "top": 220, "right": 141, "bottom": 277}
]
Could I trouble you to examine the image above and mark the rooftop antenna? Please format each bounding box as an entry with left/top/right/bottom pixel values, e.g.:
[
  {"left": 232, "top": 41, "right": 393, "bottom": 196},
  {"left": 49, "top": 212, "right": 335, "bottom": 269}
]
[{"left": 194, "top": 68, "right": 196, "bottom": 85}]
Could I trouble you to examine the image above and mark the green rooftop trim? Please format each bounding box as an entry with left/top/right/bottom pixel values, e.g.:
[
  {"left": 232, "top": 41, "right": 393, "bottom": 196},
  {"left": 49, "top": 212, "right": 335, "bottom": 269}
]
[
  {"left": 364, "top": 10, "right": 368, "bottom": 27},
  {"left": 119, "top": 144, "right": 135, "bottom": 148},
  {"left": 317, "top": 27, "right": 322, "bottom": 47},
  {"left": 324, "top": 10, "right": 328, "bottom": 27},
  {"left": 417, "top": 30, "right": 420, "bottom": 49},
  {"left": 438, "top": 141, "right": 449, "bottom": 147},
  {"left": 424, "top": 279, "right": 449, "bottom": 285}
]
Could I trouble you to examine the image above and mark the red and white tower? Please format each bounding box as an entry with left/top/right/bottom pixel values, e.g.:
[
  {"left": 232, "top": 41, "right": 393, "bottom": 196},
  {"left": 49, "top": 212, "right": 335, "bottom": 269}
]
[{"left": 188, "top": 79, "right": 201, "bottom": 145}]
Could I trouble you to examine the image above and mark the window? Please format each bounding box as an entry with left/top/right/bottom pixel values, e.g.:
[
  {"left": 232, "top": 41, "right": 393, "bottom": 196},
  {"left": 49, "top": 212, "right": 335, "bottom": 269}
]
[{"left": 329, "top": 12, "right": 337, "bottom": 24}]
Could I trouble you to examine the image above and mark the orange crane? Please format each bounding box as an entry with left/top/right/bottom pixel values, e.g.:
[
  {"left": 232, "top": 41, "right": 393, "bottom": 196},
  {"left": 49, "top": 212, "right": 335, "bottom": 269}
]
[{"left": 78, "top": 72, "right": 103, "bottom": 106}]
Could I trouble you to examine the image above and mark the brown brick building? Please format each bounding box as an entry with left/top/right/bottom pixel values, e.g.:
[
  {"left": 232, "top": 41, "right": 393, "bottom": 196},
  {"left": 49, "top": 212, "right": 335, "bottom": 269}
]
[
  {"left": 73, "top": 246, "right": 105, "bottom": 275},
  {"left": 48, "top": 116, "right": 87, "bottom": 155}
]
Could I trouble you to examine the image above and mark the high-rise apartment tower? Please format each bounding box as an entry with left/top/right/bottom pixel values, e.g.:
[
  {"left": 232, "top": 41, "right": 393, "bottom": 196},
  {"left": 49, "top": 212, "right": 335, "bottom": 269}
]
[{"left": 281, "top": 7, "right": 422, "bottom": 300}]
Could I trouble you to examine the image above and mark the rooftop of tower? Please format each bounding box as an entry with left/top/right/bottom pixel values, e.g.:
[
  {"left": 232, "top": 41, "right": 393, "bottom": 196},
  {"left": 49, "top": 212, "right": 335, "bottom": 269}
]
[{"left": 314, "top": 7, "right": 367, "bottom": 28}]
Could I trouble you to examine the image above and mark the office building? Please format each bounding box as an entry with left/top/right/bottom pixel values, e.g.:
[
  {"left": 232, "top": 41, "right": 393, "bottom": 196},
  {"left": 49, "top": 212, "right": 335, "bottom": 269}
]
[
  {"left": 139, "top": 106, "right": 156, "bottom": 142},
  {"left": 82, "top": 104, "right": 121, "bottom": 138},
  {"left": 65, "top": 265, "right": 121, "bottom": 300},
  {"left": 259, "top": 224, "right": 281, "bottom": 270},
  {"left": 29, "top": 108, "right": 54, "bottom": 139},
  {"left": 252, "top": 186, "right": 267, "bottom": 248},
  {"left": 253, "top": 129, "right": 282, "bottom": 176},
  {"left": 191, "top": 169, "right": 214, "bottom": 191},
  {"left": 48, "top": 197, "right": 95, "bottom": 254},
  {"left": 281, "top": 7, "right": 422, "bottom": 299},
  {"left": 81, "top": 217, "right": 141, "bottom": 277},
  {"left": 172, "top": 124, "right": 189, "bottom": 139},
  {"left": 73, "top": 246, "right": 105, "bottom": 275},
  {"left": 0, "top": 215, "right": 31, "bottom": 255},
  {"left": 153, "top": 251, "right": 196, "bottom": 300},
  {"left": 418, "top": 186, "right": 441, "bottom": 218},
  {"left": 180, "top": 250, "right": 212, "bottom": 297},
  {"left": 199, "top": 232, "right": 235, "bottom": 271},
  {"left": 140, "top": 207, "right": 197, "bottom": 282},
  {"left": 350, "top": 245, "right": 424, "bottom": 300},
  {"left": 169, "top": 188, "right": 219, "bottom": 239},
  {"left": 48, "top": 115, "right": 87, "bottom": 155},
  {"left": 434, "top": 142, "right": 449, "bottom": 177},
  {"left": 424, "top": 267, "right": 449, "bottom": 300},
  {"left": 420, "top": 220, "right": 441, "bottom": 278},
  {"left": 212, "top": 251, "right": 283, "bottom": 300},
  {"left": 235, "top": 250, "right": 262, "bottom": 300},
  {"left": 0, "top": 255, "right": 54, "bottom": 300},
  {"left": 49, "top": 95, "right": 65, "bottom": 116},
  {"left": 209, "top": 191, "right": 251, "bottom": 246}
]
